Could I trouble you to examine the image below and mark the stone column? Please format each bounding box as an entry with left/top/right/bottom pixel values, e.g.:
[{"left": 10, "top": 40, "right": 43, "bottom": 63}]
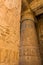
[
  {"left": 20, "top": 9, "right": 41, "bottom": 65},
  {"left": 37, "top": 14, "right": 43, "bottom": 64},
  {"left": 0, "top": 0, "right": 21, "bottom": 65}
]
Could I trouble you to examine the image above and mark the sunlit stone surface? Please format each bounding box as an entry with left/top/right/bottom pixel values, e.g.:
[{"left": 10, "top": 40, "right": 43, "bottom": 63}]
[{"left": 0, "top": 0, "right": 21, "bottom": 65}]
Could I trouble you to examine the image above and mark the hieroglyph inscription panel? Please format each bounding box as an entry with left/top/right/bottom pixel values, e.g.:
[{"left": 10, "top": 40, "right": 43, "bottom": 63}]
[{"left": 0, "top": 0, "right": 21, "bottom": 65}]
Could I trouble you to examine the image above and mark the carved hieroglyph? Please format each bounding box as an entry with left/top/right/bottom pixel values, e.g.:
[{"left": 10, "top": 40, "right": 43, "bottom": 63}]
[
  {"left": 4, "top": 0, "right": 19, "bottom": 9},
  {"left": 0, "top": 0, "right": 21, "bottom": 65}
]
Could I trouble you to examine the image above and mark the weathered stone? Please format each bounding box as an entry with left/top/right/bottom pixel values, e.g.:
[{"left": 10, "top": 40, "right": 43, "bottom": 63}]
[
  {"left": 0, "top": 0, "right": 21, "bottom": 65},
  {"left": 37, "top": 14, "right": 43, "bottom": 64},
  {"left": 20, "top": 9, "right": 41, "bottom": 65}
]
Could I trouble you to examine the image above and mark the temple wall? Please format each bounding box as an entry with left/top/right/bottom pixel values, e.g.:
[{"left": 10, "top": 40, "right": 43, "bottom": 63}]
[{"left": 0, "top": 0, "right": 21, "bottom": 65}]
